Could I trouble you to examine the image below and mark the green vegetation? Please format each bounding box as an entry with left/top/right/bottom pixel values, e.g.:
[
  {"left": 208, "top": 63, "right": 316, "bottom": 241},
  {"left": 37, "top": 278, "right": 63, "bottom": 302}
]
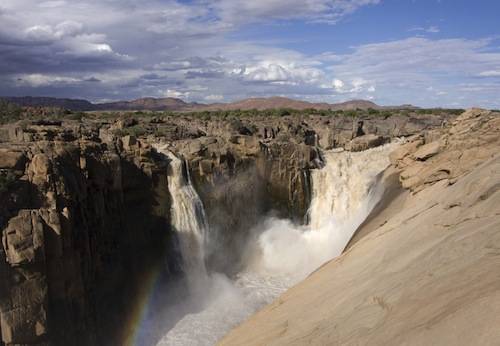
[
  {"left": 0, "top": 99, "right": 84, "bottom": 124},
  {"left": 113, "top": 125, "right": 147, "bottom": 137},
  {"left": 0, "top": 100, "right": 23, "bottom": 124},
  {"left": 169, "top": 107, "right": 465, "bottom": 120},
  {"left": 0, "top": 99, "right": 470, "bottom": 126}
]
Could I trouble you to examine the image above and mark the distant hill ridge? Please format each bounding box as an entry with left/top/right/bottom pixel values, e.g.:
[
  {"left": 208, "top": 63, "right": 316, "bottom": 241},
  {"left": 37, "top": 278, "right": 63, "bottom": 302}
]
[{"left": 2, "top": 96, "right": 409, "bottom": 112}]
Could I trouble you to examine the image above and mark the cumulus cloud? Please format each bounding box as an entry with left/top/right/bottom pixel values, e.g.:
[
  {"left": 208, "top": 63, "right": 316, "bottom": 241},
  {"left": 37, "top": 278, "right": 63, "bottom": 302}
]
[
  {"left": 326, "top": 37, "right": 500, "bottom": 107},
  {"left": 0, "top": 0, "right": 499, "bottom": 108},
  {"left": 330, "top": 77, "right": 375, "bottom": 94},
  {"left": 164, "top": 89, "right": 190, "bottom": 99}
]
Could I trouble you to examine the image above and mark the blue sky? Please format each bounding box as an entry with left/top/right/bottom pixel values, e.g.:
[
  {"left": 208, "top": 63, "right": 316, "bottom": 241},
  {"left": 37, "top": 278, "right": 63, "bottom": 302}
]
[{"left": 0, "top": 0, "right": 499, "bottom": 108}]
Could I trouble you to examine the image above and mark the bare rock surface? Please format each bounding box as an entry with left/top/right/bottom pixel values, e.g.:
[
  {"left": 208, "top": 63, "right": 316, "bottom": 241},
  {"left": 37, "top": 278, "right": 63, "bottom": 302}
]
[{"left": 220, "top": 109, "right": 500, "bottom": 346}]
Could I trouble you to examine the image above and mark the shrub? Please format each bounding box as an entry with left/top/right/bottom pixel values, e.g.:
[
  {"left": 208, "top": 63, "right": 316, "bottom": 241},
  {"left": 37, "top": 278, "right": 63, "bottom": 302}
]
[
  {"left": 113, "top": 125, "right": 147, "bottom": 137},
  {"left": 278, "top": 109, "right": 291, "bottom": 117},
  {"left": 344, "top": 110, "right": 357, "bottom": 117},
  {"left": 0, "top": 100, "right": 22, "bottom": 124},
  {"left": 65, "top": 111, "right": 85, "bottom": 122}
]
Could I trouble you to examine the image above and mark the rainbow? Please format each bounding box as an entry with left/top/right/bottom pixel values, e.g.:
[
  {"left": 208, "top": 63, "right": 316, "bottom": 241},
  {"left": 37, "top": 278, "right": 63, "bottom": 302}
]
[{"left": 120, "top": 262, "right": 164, "bottom": 346}]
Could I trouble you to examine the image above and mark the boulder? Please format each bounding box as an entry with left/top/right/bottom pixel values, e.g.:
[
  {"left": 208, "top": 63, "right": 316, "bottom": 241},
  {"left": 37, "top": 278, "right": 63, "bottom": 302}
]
[
  {"left": 413, "top": 141, "right": 441, "bottom": 161},
  {"left": 1, "top": 302, "right": 47, "bottom": 344},
  {"left": 122, "top": 135, "right": 137, "bottom": 151},
  {"left": 346, "top": 134, "right": 386, "bottom": 152},
  {"left": 0, "top": 149, "right": 26, "bottom": 170},
  {"left": 117, "top": 117, "right": 138, "bottom": 129},
  {"left": 2, "top": 210, "right": 45, "bottom": 266},
  {"left": 304, "top": 130, "right": 317, "bottom": 146},
  {"left": 389, "top": 137, "right": 423, "bottom": 165}
]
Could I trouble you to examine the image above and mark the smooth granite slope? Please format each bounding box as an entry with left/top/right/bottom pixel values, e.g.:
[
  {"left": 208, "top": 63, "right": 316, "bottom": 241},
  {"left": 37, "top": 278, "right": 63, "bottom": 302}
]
[{"left": 220, "top": 109, "right": 500, "bottom": 345}]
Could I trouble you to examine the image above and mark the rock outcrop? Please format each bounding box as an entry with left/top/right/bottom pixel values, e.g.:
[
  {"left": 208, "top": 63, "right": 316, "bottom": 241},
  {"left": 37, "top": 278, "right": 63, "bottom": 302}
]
[
  {"left": 219, "top": 109, "right": 500, "bottom": 346},
  {"left": 0, "top": 108, "right": 457, "bottom": 345},
  {"left": 0, "top": 133, "right": 178, "bottom": 345}
]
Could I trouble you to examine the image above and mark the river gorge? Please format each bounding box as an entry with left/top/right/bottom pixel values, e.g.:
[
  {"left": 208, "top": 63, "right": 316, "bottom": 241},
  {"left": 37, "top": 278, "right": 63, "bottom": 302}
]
[{"left": 1, "top": 108, "right": 499, "bottom": 345}]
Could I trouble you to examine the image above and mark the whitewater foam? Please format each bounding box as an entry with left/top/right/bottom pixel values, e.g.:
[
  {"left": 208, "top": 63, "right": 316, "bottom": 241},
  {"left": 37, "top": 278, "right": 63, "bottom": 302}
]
[{"left": 255, "top": 143, "right": 397, "bottom": 278}]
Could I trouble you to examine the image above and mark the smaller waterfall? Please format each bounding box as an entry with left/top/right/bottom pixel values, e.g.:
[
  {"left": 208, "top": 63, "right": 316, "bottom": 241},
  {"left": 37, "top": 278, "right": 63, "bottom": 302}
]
[{"left": 155, "top": 145, "right": 209, "bottom": 286}]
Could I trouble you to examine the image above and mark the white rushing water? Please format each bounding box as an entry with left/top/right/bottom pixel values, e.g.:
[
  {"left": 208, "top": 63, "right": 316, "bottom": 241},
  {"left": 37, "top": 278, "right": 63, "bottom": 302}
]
[
  {"left": 160, "top": 147, "right": 209, "bottom": 291},
  {"left": 256, "top": 143, "right": 397, "bottom": 278},
  {"left": 155, "top": 143, "right": 397, "bottom": 346}
]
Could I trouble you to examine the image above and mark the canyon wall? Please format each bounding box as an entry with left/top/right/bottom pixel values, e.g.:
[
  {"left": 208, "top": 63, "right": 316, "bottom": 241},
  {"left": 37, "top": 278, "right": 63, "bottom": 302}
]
[
  {"left": 220, "top": 109, "right": 500, "bottom": 346},
  {"left": 0, "top": 111, "right": 451, "bottom": 345},
  {"left": 0, "top": 132, "right": 180, "bottom": 345}
]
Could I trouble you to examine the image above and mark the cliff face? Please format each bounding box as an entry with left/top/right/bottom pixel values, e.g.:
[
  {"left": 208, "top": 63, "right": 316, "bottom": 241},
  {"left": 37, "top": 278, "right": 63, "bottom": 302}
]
[
  {"left": 162, "top": 112, "right": 449, "bottom": 273},
  {"left": 0, "top": 134, "right": 180, "bottom": 345},
  {"left": 219, "top": 109, "right": 500, "bottom": 346},
  {"left": 0, "top": 110, "right": 452, "bottom": 345}
]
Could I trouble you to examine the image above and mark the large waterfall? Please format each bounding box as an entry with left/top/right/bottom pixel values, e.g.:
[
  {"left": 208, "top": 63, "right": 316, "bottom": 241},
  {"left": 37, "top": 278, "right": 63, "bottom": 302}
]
[
  {"left": 256, "top": 143, "right": 397, "bottom": 278},
  {"left": 154, "top": 143, "right": 397, "bottom": 346}
]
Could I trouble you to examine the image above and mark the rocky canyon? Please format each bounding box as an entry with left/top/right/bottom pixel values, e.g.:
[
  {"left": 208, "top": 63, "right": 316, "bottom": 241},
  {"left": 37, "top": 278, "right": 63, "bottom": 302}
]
[{"left": 0, "top": 101, "right": 498, "bottom": 346}]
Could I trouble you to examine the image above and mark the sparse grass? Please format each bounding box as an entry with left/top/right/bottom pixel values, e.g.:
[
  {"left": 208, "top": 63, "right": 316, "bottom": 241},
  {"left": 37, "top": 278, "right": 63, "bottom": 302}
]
[
  {"left": 0, "top": 100, "right": 23, "bottom": 124},
  {"left": 0, "top": 100, "right": 468, "bottom": 126}
]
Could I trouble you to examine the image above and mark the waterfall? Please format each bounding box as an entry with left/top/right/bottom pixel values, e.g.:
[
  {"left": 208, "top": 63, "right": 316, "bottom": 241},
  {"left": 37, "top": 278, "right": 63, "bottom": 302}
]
[
  {"left": 308, "top": 143, "right": 397, "bottom": 255},
  {"left": 153, "top": 142, "right": 399, "bottom": 346},
  {"left": 256, "top": 143, "right": 398, "bottom": 278},
  {"left": 155, "top": 145, "right": 209, "bottom": 286}
]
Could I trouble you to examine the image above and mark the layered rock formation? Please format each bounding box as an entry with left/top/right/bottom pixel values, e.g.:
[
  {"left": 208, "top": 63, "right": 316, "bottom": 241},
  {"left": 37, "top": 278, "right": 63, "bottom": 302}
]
[
  {"left": 219, "top": 109, "right": 500, "bottom": 345},
  {"left": 0, "top": 108, "right": 455, "bottom": 345}
]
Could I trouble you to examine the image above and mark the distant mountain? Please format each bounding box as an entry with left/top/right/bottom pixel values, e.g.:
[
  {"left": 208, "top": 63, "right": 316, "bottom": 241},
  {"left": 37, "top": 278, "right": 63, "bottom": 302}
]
[
  {"left": 94, "top": 97, "right": 193, "bottom": 111},
  {"left": 2, "top": 96, "right": 388, "bottom": 112},
  {"left": 3, "top": 96, "right": 95, "bottom": 111},
  {"left": 199, "top": 97, "right": 380, "bottom": 111}
]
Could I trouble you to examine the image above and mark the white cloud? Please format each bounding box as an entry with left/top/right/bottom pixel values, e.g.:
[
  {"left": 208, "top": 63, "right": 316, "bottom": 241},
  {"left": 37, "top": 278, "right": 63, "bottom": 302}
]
[
  {"left": 15, "top": 74, "right": 81, "bottom": 87},
  {"left": 409, "top": 25, "right": 440, "bottom": 33},
  {"left": 333, "top": 78, "right": 344, "bottom": 91},
  {"left": 55, "top": 21, "right": 84, "bottom": 37},
  {"left": 478, "top": 70, "right": 500, "bottom": 77},
  {"left": 1, "top": 0, "right": 499, "bottom": 109},
  {"left": 39, "top": 1, "right": 67, "bottom": 8},
  {"left": 25, "top": 25, "right": 56, "bottom": 42},
  {"left": 164, "top": 89, "right": 190, "bottom": 98},
  {"left": 240, "top": 62, "right": 322, "bottom": 85},
  {"left": 329, "top": 77, "right": 375, "bottom": 94},
  {"left": 205, "top": 94, "right": 224, "bottom": 101},
  {"left": 427, "top": 26, "right": 440, "bottom": 33},
  {"left": 213, "top": 0, "right": 380, "bottom": 25},
  {"left": 326, "top": 37, "right": 500, "bottom": 107}
]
